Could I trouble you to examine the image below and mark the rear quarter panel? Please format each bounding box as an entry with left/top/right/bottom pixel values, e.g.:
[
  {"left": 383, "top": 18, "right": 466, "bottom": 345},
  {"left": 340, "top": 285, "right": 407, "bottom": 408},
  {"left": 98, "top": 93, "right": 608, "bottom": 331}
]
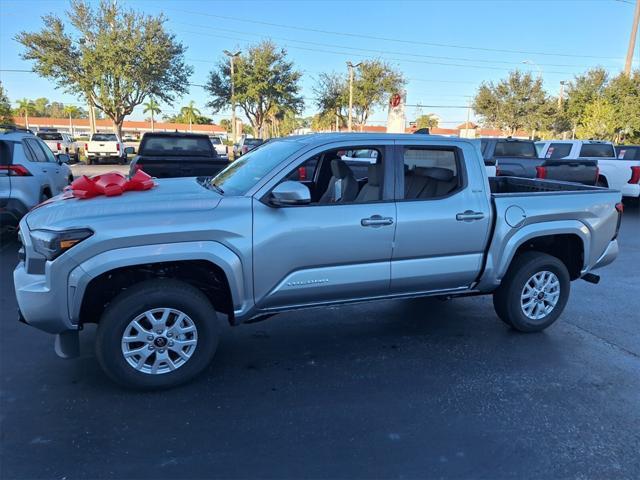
[{"left": 478, "top": 189, "right": 621, "bottom": 290}]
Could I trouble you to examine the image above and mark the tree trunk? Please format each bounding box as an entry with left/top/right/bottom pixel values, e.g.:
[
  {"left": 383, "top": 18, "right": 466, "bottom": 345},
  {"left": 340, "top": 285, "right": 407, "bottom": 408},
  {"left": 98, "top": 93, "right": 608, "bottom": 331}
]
[
  {"left": 151, "top": 112, "right": 155, "bottom": 132},
  {"left": 114, "top": 119, "right": 124, "bottom": 140}
]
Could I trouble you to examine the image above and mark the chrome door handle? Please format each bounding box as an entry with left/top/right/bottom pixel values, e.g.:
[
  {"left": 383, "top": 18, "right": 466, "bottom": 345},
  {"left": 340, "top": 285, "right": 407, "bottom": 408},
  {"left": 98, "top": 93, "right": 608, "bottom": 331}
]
[
  {"left": 456, "top": 210, "right": 485, "bottom": 221},
  {"left": 361, "top": 215, "right": 394, "bottom": 227}
]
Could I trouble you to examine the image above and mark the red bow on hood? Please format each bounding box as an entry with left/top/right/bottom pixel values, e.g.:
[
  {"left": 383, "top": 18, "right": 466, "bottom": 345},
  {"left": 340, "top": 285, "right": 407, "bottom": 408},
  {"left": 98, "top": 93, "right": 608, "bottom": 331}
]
[{"left": 65, "top": 170, "right": 155, "bottom": 199}]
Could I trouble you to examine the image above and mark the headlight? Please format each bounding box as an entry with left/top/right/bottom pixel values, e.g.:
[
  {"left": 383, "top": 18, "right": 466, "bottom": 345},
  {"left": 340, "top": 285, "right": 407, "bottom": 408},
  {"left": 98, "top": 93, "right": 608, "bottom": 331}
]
[{"left": 30, "top": 228, "right": 93, "bottom": 260}]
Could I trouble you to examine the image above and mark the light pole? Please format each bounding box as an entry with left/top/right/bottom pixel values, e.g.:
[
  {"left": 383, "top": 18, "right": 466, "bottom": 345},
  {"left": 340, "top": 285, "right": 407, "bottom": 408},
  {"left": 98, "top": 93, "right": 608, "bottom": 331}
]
[
  {"left": 346, "top": 61, "right": 361, "bottom": 132},
  {"left": 624, "top": 0, "right": 640, "bottom": 76},
  {"left": 558, "top": 80, "right": 567, "bottom": 108},
  {"left": 224, "top": 50, "right": 241, "bottom": 144}
]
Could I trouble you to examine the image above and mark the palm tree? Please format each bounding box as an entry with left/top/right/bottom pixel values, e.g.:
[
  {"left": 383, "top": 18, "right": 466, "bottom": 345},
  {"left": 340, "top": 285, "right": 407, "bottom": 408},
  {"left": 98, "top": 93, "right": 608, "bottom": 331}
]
[
  {"left": 180, "top": 101, "right": 200, "bottom": 132},
  {"left": 16, "top": 98, "right": 34, "bottom": 130},
  {"left": 143, "top": 98, "right": 161, "bottom": 132},
  {"left": 62, "top": 105, "right": 83, "bottom": 136}
]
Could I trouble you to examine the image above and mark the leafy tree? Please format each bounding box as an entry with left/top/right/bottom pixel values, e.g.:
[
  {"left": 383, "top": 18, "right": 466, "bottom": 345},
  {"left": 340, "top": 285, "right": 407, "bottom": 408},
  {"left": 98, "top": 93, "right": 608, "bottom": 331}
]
[
  {"left": 0, "top": 82, "right": 13, "bottom": 125},
  {"left": 143, "top": 97, "right": 161, "bottom": 131},
  {"left": 352, "top": 60, "right": 405, "bottom": 130},
  {"left": 472, "top": 70, "right": 549, "bottom": 136},
  {"left": 206, "top": 41, "right": 303, "bottom": 138},
  {"left": 314, "top": 61, "right": 405, "bottom": 131},
  {"left": 311, "top": 111, "right": 339, "bottom": 132},
  {"left": 576, "top": 98, "right": 618, "bottom": 140},
  {"left": 604, "top": 71, "right": 640, "bottom": 142},
  {"left": 313, "top": 72, "right": 348, "bottom": 128},
  {"left": 16, "top": 0, "right": 192, "bottom": 138},
  {"left": 415, "top": 114, "right": 439, "bottom": 129},
  {"left": 565, "top": 68, "right": 608, "bottom": 129}
]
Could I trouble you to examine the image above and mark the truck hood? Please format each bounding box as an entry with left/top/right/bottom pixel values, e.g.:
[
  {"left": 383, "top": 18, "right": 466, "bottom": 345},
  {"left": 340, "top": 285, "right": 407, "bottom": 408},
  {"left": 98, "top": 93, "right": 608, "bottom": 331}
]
[{"left": 26, "top": 177, "right": 221, "bottom": 230}]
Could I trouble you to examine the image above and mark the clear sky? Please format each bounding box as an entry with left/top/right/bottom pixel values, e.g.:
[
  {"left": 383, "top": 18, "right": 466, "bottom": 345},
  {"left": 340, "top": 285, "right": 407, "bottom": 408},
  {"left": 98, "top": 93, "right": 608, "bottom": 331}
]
[{"left": 1, "top": 0, "right": 638, "bottom": 127}]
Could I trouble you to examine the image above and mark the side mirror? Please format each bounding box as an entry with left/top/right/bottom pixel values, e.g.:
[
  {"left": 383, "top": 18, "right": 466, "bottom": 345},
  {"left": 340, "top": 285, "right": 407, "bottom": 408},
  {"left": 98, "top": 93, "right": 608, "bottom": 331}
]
[
  {"left": 124, "top": 146, "right": 135, "bottom": 155},
  {"left": 56, "top": 153, "right": 70, "bottom": 164},
  {"left": 270, "top": 181, "right": 311, "bottom": 207}
]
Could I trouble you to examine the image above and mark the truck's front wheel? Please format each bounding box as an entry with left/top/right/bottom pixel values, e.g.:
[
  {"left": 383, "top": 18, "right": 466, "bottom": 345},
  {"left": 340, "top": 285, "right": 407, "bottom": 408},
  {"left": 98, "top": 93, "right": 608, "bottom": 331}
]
[
  {"left": 493, "top": 252, "right": 570, "bottom": 332},
  {"left": 95, "top": 279, "right": 219, "bottom": 389}
]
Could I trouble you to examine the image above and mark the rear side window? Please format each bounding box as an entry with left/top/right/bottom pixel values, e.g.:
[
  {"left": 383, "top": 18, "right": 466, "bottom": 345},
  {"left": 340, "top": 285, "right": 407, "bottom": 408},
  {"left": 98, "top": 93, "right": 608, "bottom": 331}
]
[
  {"left": 617, "top": 147, "right": 640, "bottom": 160},
  {"left": 579, "top": 144, "right": 615, "bottom": 158},
  {"left": 494, "top": 141, "right": 536, "bottom": 158},
  {"left": 24, "top": 139, "right": 47, "bottom": 162},
  {"left": 37, "top": 132, "right": 63, "bottom": 141},
  {"left": 545, "top": 143, "right": 572, "bottom": 159},
  {"left": 403, "top": 148, "right": 461, "bottom": 200},
  {"left": 141, "top": 136, "right": 213, "bottom": 156},
  {"left": 210, "top": 137, "right": 222, "bottom": 144}
]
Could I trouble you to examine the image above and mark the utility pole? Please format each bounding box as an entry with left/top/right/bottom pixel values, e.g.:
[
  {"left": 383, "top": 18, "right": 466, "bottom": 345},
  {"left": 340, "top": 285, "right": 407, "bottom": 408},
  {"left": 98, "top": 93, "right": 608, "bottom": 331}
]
[
  {"left": 624, "top": 0, "right": 640, "bottom": 76},
  {"left": 346, "top": 61, "right": 361, "bottom": 132},
  {"left": 224, "top": 50, "right": 241, "bottom": 143},
  {"left": 558, "top": 81, "right": 567, "bottom": 108}
]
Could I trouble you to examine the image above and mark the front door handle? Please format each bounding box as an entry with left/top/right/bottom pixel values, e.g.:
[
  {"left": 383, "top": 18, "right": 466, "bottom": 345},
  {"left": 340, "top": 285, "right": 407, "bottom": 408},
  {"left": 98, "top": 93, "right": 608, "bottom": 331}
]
[
  {"left": 361, "top": 215, "right": 394, "bottom": 227},
  {"left": 456, "top": 210, "right": 485, "bottom": 221}
]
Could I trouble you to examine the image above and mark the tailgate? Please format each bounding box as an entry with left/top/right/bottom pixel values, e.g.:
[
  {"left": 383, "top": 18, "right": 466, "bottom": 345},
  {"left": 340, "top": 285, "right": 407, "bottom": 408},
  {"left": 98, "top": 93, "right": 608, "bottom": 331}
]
[
  {"left": 88, "top": 142, "right": 118, "bottom": 154},
  {"left": 543, "top": 159, "right": 598, "bottom": 185},
  {"left": 136, "top": 157, "right": 227, "bottom": 178}
]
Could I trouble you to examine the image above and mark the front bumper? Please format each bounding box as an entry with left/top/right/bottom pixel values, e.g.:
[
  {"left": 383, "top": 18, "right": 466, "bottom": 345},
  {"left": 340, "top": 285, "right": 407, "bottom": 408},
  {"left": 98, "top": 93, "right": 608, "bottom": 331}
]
[{"left": 13, "top": 260, "right": 77, "bottom": 334}]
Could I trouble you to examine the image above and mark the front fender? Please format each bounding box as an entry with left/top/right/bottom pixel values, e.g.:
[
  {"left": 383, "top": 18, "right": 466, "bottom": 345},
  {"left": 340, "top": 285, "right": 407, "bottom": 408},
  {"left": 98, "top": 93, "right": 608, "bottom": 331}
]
[
  {"left": 477, "top": 220, "right": 590, "bottom": 291},
  {"left": 67, "top": 241, "right": 248, "bottom": 323}
]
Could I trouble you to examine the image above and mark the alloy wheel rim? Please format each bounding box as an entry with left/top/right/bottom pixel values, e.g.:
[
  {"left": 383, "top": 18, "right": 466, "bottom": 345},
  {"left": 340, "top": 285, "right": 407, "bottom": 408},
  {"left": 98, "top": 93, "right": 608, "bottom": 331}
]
[
  {"left": 121, "top": 308, "right": 198, "bottom": 375},
  {"left": 520, "top": 271, "right": 560, "bottom": 321}
]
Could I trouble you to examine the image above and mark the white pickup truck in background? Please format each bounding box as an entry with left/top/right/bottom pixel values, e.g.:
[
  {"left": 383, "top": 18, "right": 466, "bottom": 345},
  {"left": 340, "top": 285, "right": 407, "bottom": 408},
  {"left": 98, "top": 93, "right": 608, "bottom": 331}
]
[
  {"left": 85, "top": 133, "right": 127, "bottom": 165},
  {"left": 537, "top": 140, "right": 640, "bottom": 201}
]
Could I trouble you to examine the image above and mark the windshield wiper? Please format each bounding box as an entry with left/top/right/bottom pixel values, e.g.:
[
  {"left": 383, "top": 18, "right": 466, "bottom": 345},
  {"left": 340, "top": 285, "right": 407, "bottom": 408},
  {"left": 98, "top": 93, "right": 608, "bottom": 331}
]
[{"left": 210, "top": 182, "right": 224, "bottom": 195}]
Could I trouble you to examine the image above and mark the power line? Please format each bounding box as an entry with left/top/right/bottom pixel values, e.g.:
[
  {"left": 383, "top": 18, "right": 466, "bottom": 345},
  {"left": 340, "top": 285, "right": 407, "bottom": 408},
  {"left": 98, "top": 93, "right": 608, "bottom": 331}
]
[
  {"left": 168, "top": 9, "right": 622, "bottom": 60},
  {"left": 175, "top": 29, "right": 578, "bottom": 75},
  {"left": 175, "top": 21, "right": 619, "bottom": 70}
]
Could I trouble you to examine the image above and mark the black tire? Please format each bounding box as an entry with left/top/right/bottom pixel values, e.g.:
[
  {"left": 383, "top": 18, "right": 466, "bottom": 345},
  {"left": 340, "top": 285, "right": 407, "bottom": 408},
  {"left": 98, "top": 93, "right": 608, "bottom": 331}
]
[
  {"left": 95, "top": 279, "right": 220, "bottom": 390},
  {"left": 68, "top": 175, "right": 74, "bottom": 185},
  {"left": 493, "top": 251, "right": 570, "bottom": 332},
  {"left": 39, "top": 191, "right": 51, "bottom": 203},
  {"left": 597, "top": 177, "right": 608, "bottom": 188}
]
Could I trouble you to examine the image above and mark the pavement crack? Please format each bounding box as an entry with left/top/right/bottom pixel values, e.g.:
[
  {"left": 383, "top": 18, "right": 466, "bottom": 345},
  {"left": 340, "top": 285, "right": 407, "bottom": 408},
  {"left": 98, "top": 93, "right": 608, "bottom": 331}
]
[{"left": 566, "top": 320, "right": 640, "bottom": 360}]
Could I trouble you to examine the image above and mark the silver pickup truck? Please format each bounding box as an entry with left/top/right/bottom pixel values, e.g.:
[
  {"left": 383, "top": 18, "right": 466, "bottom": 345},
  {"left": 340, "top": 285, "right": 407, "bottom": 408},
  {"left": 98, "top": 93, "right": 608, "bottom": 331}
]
[{"left": 14, "top": 134, "right": 622, "bottom": 389}]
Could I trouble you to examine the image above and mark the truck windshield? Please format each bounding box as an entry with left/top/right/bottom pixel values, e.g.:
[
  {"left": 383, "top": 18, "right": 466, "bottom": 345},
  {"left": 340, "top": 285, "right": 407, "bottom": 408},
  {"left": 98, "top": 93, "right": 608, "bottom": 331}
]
[
  {"left": 210, "top": 140, "right": 303, "bottom": 196},
  {"left": 494, "top": 141, "right": 537, "bottom": 158},
  {"left": 92, "top": 134, "right": 118, "bottom": 141}
]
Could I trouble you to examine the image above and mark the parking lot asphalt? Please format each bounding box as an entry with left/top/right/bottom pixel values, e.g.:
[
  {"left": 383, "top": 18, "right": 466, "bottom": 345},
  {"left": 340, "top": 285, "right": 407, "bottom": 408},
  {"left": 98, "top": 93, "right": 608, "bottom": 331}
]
[{"left": 0, "top": 203, "right": 638, "bottom": 479}]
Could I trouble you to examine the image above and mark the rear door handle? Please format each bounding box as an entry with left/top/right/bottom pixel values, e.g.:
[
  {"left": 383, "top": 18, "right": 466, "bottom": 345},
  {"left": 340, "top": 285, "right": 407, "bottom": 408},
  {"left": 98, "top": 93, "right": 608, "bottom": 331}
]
[
  {"left": 456, "top": 210, "right": 485, "bottom": 221},
  {"left": 361, "top": 215, "right": 394, "bottom": 227}
]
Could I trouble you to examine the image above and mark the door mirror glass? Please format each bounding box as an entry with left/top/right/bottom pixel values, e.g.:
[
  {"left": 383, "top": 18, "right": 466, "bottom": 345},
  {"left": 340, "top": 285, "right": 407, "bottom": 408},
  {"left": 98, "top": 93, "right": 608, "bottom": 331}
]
[
  {"left": 270, "top": 181, "right": 311, "bottom": 207},
  {"left": 124, "top": 146, "right": 135, "bottom": 155},
  {"left": 56, "top": 153, "right": 70, "bottom": 164}
]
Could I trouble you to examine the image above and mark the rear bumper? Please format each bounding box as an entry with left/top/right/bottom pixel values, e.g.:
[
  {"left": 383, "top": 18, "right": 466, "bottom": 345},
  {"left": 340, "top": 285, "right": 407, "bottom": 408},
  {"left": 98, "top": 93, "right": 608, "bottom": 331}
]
[
  {"left": 0, "top": 198, "right": 29, "bottom": 227},
  {"left": 621, "top": 183, "right": 640, "bottom": 198},
  {"left": 590, "top": 239, "right": 619, "bottom": 272}
]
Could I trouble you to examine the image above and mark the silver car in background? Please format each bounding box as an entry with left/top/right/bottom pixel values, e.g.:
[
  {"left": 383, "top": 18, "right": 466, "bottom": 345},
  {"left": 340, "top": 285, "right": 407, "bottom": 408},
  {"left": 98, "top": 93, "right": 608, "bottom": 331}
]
[{"left": 0, "top": 127, "right": 72, "bottom": 228}]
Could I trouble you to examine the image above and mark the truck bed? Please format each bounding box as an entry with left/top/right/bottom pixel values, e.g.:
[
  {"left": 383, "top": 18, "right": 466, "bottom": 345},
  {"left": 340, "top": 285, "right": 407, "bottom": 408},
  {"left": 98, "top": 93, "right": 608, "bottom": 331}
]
[{"left": 489, "top": 176, "right": 606, "bottom": 195}]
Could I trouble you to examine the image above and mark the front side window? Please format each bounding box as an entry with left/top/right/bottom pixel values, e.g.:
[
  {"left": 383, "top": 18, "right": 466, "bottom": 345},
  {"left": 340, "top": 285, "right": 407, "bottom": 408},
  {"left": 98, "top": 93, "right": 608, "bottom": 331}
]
[
  {"left": 546, "top": 143, "right": 572, "bottom": 159},
  {"left": 211, "top": 140, "right": 304, "bottom": 196},
  {"left": 403, "top": 148, "right": 461, "bottom": 200},
  {"left": 36, "top": 139, "right": 58, "bottom": 162}
]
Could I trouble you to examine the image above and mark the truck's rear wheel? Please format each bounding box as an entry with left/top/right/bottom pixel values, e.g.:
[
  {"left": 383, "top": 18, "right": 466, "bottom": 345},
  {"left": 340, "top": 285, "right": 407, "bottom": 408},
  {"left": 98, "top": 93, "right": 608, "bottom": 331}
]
[
  {"left": 95, "top": 279, "right": 219, "bottom": 389},
  {"left": 493, "top": 252, "right": 570, "bottom": 332}
]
